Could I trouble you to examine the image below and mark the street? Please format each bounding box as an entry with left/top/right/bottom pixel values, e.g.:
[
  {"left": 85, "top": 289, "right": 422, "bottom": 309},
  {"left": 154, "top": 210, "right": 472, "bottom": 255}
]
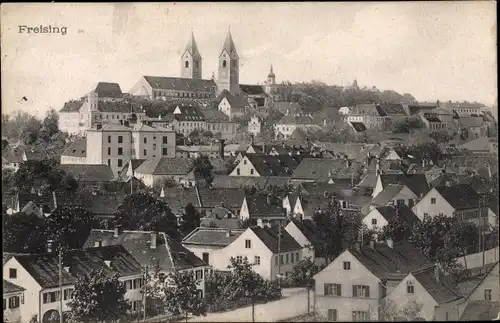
[{"left": 187, "top": 288, "right": 313, "bottom": 322}]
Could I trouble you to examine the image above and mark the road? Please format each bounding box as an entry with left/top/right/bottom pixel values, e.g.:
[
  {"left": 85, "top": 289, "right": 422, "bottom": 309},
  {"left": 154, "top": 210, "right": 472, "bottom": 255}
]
[{"left": 188, "top": 288, "right": 313, "bottom": 322}]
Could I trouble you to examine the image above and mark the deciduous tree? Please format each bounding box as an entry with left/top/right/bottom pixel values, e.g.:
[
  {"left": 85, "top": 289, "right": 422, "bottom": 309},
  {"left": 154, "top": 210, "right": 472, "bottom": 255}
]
[
  {"left": 288, "top": 257, "right": 319, "bottom": 287},
  {"left": 162, "top": 271, "right": 207, "bottom": 322},
  {"left": 180, "top": 203, "right": 201, "bottom": 236}
]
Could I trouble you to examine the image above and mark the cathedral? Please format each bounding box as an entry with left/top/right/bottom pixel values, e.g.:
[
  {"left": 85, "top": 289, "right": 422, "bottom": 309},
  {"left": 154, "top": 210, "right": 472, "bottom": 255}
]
[{"left": 129, "top": 30, "right": 278, "bottom": 102}]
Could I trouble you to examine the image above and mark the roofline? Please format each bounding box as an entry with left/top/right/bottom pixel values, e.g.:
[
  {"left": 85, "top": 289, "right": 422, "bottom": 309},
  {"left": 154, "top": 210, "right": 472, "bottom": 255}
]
[{"left": 459, "top": 261, "right": 499, "bottom": 304}]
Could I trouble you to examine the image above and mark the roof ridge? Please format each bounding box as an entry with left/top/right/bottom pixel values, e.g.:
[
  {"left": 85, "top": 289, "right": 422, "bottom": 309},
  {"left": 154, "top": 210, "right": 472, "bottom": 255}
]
[{"left": 162, "top": 233, "right": 177, "bottom": 272}]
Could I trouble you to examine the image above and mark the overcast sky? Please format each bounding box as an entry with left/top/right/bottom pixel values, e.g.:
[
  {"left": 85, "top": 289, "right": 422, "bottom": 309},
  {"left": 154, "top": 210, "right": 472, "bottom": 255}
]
[{"left": 1, "top": 2, "right": 497, "bottom": 118}]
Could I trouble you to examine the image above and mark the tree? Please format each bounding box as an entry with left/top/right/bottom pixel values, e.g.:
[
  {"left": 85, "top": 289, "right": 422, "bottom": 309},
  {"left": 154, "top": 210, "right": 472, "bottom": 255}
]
[
  {"left": 153, "top": 177, "right": 178, "bottom": 195},
  {"left": 393, "top": 117, "right": 424, "bottom": 134},
  {"left": 451, "top": 220, "right": 479, "bottom": 271},
  {"left": 288, "top": 257, "right": 319, "bottom": 287},
  {"left": 20, "top": 115, "right": 43, "bottom": 145},
  {"left": 42, "top": 108, "right": 59, "bottom": 138},
  {"left": 113, "top": 192, "right": 180, "bottom": 241},
  {"left": 194, "top": 156, "right": 214, "bottom": 187},
  {"left": 45, "top": 206, "right": 99, "bottom": 251},
  {"left": 180, "top": 203, "right": 201, "bottom": 236},
  {"left": 3, "top": 211, "right": 48, "bottom": 253},
  {"left": 162, "top": 271, "right": 207, "bottom": 322},
  {"left": 379, "top": 212, "right": 414, "bottom": 242},
  {"left": 68, "top": 270, "right": 131, "bottom": 323},
  {"left": 379, "top": 299, "right": 423, "bottom": 321}
]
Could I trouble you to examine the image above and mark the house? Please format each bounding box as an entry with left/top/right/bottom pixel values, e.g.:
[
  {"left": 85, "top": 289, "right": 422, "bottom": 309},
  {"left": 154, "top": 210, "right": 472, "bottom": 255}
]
[
  {"left": 458, "top": 117, "right": 488, "bottom": 140},
  {"left": 376, "top": 102, "right": 408, "bottom": 122},
  {"left": 239, "top": 194, "right": 287, "bottom": 225},
  {"left": 3, "top": 279, "right": 25, "bottom": 323},
  {"left": 418, "top": 108, "right": 454, "bottom": 132},
  {"left": 59, "top": 164, "right": 115, "bottom": 189},
  {"left": 292, "top": 158, "right": 361, "bottom": 184},
  {"left": 85, "top": 191, "right": 127, "bottom": 219},
  {"left": 200, "top": 207, "right": 241, "bottom": 229},
  {"left": 182, "top": 225, "right": 302, "bottom": 281},
  {"left": 158, "top": 186, "right": 200, "bottom": 217},
  {"left": 229, "top": 154, "right": 301, "bottom": 177},
  {"left": 284, "top": 219, "right": 325, "bottom": 266},
  {"left": 83, "top": 229, "right": 207, "bottom": 297},
  {"left": 134, "top": 157, "right": 196, "bottom": 187},
  {"left": 372, "top": 173, "right": 430, "bottom": 199},
  {"left": 60, "top": 138, "right": 87, "bottom": 164},
  {"left": 210, "top": 175, "right": 290, "bottom": 190},
  {"left": 361, "top": 183, "right": 419, "bottom": 215},
  {"left": 274, "top": 102, "right": 303, "bottom": 116},
  {"left": 217, "top": 89, "right": 249, "bottom": 120},
  {"left": 117, "top": 159, "right": 147, "bottom": 182},
  {"left": 3, "top": 245, "right": 143, "bottom": 323},
  {"left": 406, "top": 162, "right": 444, "bottom": 184},
  {"left": 459, "top": 301, "right": 500, "bottom": 321},
  {"left": 247, "top": 116, "right": 262, "bottom": 136},
  {"left": 459, "top": 136, "right": 498, "bottom": 154},
  {"left": 362, "top": 204, "right": 420, "bottom": 233},
  {"left": 2, "top": 149, "right": 24, "bottom": 172},
  {"left": 346, "top": 103, "right": 384, "bottom": 130},
  {"left": 313, "top": 241, "right": 433, "bottom": 321},
  {"left": 411, "top": 184, "right": 489, "bottom": 226},
  {"left": 196, "top": 186, "right": 246, "bottom": 214},
  {"left": 386, "top": 265, "right": 464, "bottom": 321},
  {"left": 7, "top": 192, "right": 58, "bottom": 217},
  {"left": 274, "top": 115, "right": 322, "bottom": 140}
]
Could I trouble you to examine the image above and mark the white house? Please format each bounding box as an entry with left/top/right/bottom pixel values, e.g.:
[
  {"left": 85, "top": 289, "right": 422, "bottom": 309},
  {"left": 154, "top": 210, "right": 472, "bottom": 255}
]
[
  {"left": 248, "top": 116, "right": 261, "bottom": 136},
  {"left": 182, "top": 225, "right": 302, "bottom": 281},
  {"left": 3, "top": 245, "right": 144, "bottom": 323},
  {"left": 3, "top": 279, "right": 25, "bottom": 323},
  {"left": 313, "top": 241, "right": 433, "bottom": 321},
  {"left": 284, "top": 219, "right": 326, "bottom": 267},
  {"left": 372, "top": 173, "right": 429, "bottom": 199},
  {"left": 60, "top": 139, "right": 87, "bottom": 165},
  {"left": 239, "top": 194, "right": 287, "bottom": 225},
  {"left": 362, "top": 205, "right": 420, "bottom": 233},
  {"left": 134, "top": 157, "right": 196, "bottom": 187},
  {"left": 361, "top": 183, "right": 419, "bottom": 215},
  {"left": 386, "top": 265, "right": 464, "bottom": 321}
]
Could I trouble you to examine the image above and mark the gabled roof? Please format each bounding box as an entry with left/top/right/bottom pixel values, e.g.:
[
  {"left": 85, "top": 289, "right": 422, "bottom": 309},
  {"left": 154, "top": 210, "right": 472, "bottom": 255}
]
[
  {"left": 60, "top": 100, "right": 84, "bottom": 112},
  {"left": 135, "top": 157, "right": 195, "bottom": 175},
  {"left": 351, "top": 122, "right": 367, "bottom": 132},
  {"left": 434, "top": 184, "right": 480, "bottom": 210},
  {"left": 376, "top": 103, "right": 407, "bottom": 116},
  {"left": 250, "top": 226, "right": 302, "bottom": 253},
  {"left": 217, "top": 90, "right": 249, "bottom": 111},
  {"left": 458, "top": 262, "right": 499, "bottom": 300},
  {"left": 348, "top": 242, "right": 433, "bottom": 280},
  {"left": 159, "top": 187, "right": 200, "bottom": 215},
  {"left": 244, "top": 154, "right": 301, "bottom": 177},
  {"left": 97, "top": 100, "right": 144, "bottom": 113},
  {"left": 412, "top": 266, "right": 463, "bottom": 304},
  {"left": 3, "top": 279, "right": 25, "bottom": 294},
  {"left": 62, "top": 139, "right": 87, "bottom": 158},
  {"left": 94, "top": 82, "right": 123, "bottom": 98},
  {"left": 379, "top": 174, "right": 430, "bottom": 197},
  {"left": 370, "top": 184, "right": 406, "bottom": 206},
  {"left": 292, "top": 158, "right": 360, "bottom": 181},
  {"left": 289, "top": 218, "right": 320, "bottom": 243},
  {"left": 352, "top": 103, "right": 380, "bottom": 115},
  {"left": 459, "top": 301, "right": 500, "bottom": 321},
  {"left": 372, "top": 205, "right": 420, "bottom": 226},
  {"left": 197, "top": 187, "right": 246, "bottom": 209},
  {"left": 83, "top": 230, "right": 205, "bottom": 271},
  {"left": 182, "top": 227, "right": 245, "bottom": 246},
  {"left": 143, "top": 76, "right": 217, "bottom": 92},
  {"left": 59, "top": 164, "right": 115, "bottom": 182},
  {"left": 245, "top": 195, "right": 286, "bottom": 218},
  {"left": 86, "top": 192, "right": 127, "bottom": 216},
  {"left": 300, "top": 182, "right": 344, "bottom": 196}
]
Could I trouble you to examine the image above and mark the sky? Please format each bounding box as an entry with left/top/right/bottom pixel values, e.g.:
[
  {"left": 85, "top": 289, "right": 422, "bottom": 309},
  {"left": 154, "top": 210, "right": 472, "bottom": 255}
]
[{"left": 1, "top": 2, "right": 497, "bottom": 119}]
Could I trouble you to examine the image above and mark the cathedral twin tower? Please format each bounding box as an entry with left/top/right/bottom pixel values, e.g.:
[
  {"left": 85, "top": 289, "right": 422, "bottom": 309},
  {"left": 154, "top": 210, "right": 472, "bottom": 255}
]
[{"left": 181, "top": 30, "right": 240, "bottom": 95}]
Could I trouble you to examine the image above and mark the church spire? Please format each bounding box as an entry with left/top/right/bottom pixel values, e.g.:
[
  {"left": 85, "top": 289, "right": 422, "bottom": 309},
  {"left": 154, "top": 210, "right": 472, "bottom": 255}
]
[
  {"left": 185, "top": 31, "right": 201, "bottom": 58},
  {"left": 222, "top": 29, "right": 237, "bottom": 55},
  {"left": 268, "top": 64, "right": 275, "bottom": 78}
]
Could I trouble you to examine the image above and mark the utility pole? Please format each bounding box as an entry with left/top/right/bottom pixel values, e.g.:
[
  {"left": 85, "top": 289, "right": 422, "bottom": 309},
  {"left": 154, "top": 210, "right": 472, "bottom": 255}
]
[
  {"left": 143, "top": 265, "right": 148, "bottom": 322},
  {"left": 59, "top": 247, "right": 63, "bottom": 323},
  {"left": 277, "top": 221, "right": 281, "bottom": 288}
]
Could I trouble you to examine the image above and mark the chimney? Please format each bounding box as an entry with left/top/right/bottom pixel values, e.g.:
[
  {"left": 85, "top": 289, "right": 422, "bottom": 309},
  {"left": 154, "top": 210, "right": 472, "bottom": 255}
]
[
  {"left": 257, "top": 218, "right": 264, "bottom": 228},
  {"left": 434, "top": 265, "right": 440, "bottom": 282},
  {"left": 219, "top": 139, "right": 226, "bottom": 159},
  {"left": 52, "top": 191, "right": 57, "bottom": 210},
  {"left": 323, "top": 119, "right": 327, "bottom": 126},
  {"left": 114, "top": 226, "right": 121, "bottom": 238},
  {"left": 150, "top": 232, "right": 157, "bottom": 249},
  {"left": 47, "top": 240, "right": 54, "bottom": 253},
  {"left": 370, "top": 240, "right": 375, "bottom": 249},
  {"left": 386, "top": 238, "right": 393, "bottom": 249},
  {"left": 226, "top": 230, "right": 231, "bottom": 238}
]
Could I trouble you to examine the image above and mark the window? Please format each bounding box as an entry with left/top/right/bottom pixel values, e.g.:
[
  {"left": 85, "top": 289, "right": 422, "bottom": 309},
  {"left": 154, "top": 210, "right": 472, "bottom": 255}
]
[
  {"left": 250, "top": 169, "right": 254, "bottom": 175},
  {"left": 236, "top": 168, "right": 240, "bottom": 175},
  {"left": 352, "top": 311, "right": 369, "bottom": 322},
  {"left": 324, "top": 283, "right": 342, "bottom": 296},
  {"left": 406, "top": 281, "right": 415, "bottom": 294},
  {"left": 43, "top": 291, "right": 60, "bottom": 304},
  {"left": 285, "top": 254, "right": 289, "bottom": 264},
  {"left": 118, "top": 147, "right": 123, "bottom": 155},
  {"left": 108, "top": 147, "right": 111, "bottom": 155},
  {"left": 280, "top": 255, "right": 284, "bottom": 265},
  {"left": 371, "top": 219, "right": 377, "bottom": 225},
  {"left": 202, "top": 252, "right": 210, "bottom": 264},
  {"left": 8, "top": 296, "right": 19, "bottom": 309},
  {"left": 485, "top": 289, "right": 492, "bottom": 300},
  {"left": 245, "top": 239, "right": 251, "bottom": 248},
  {"left": 9, "top": 268, "right": 17, "bottom": 278},
  {"left": 163, "top": 136, "right": 168, "bottom": 144},
  {"left": 118, "top": 159, "right": 123, "bottom": 167},
  {"left": 63, "top": 288, "right": 74, "bottom": 300},
  {"left": 144, "top": 137, "right": 147, "bottom": 144},
  {"left": 243, "top": 159, "right": 247, "bottom": 165},
  {"left": 144, "top": 149, "right": 147, "bottom": 156},
  {"left": 108, "top": 135, "right": 111, "bottom": 143},
  {"left": 254, "top": 256, "right": 261, "bottom": 265},
  {"left": 107, "top": 159, "right": 111, "bottom": 166},
  {"left": 431, "top": 198, "right": 436, "bottom": 204},
  {"left": 328, "top": 309, "right": 338, "bottom": 321},
  {"left": 153, "top": 144, "right": 157, "bottom": 150},
  {"left": 343, "top": 261, "right": 351, "bottom": 270},
  {"left": 118, "top": 136, "right": 123, "bottom": 144},
  {"left": 352, "top": 285, "right": 370, "bottom": 298},
  {"left": 185, "top": 61, "right": 189, "bottom": 68},
  {"left": 222, "top": 60, "right": 227, "bottom": 68},
  {"left": 275, "top": 255, "right": 278, "bottom": 266},
  {"left": 195, "top": 269, "right": 203, "bottom": 280},
  {"left": 126, "top": 280, "right": 133, "bottom": 291},
  {"left": 291, "top": 253, "right": 294, "bottom": 263},
  {"left": 397, "top": 199, "right": 405, "bottom": 205},
  {"left": 236, "top": 256, "right": 243, "bottom": 264}
]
